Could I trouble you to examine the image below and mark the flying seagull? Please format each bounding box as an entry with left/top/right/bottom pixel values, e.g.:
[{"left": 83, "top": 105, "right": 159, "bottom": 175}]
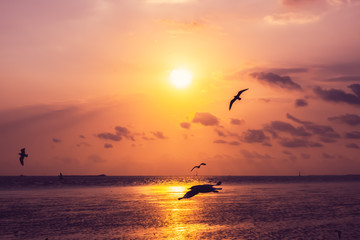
[
  {"left": 229, "top": 88, "right": 249, "bottom": 110},
  {"left": 178, "top": 181, "right": 222, "bottom": 200},
  {"left": 19, "top": 148, "right": 28, "bottom": 166},
  {"left": 191, "top": 163, "right": 206, "bottom": 172}
]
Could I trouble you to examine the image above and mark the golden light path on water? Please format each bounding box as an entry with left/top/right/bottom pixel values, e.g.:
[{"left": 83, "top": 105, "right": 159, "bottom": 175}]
[{"left": 128, "top": 181, "right": 232, "bottom": 239}]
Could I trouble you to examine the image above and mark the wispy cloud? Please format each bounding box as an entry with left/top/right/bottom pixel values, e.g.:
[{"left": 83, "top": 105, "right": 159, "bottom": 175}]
[
  {"left": 265, "top": 12, "right": 321, "bottom": 25},
  {"left": 242, "top": 129, "right": 270, "bottom": 143},
  {"left": 295, "top": 99, "right": 308, "bottom": 107},
  {"left": 286, "top": 113, "right": 340, "bottom": 142},
  {"left": 192, "top": 112, "right": 219, "bottom": 126},
  {"left": 152, "top": 131, "right": 168, "bottom": 139},
  {"left": 180, "top": 122, "right": 191, "bottom": 129},
  {"left": 313, "top": 84, "right": 360, "bottom": 105},
  {"left": 328, "top": 114, "right": 360, "bottom": 126},
  {"left": 52, "top": 138, "right": 61, "bottom": 143},
  {"left": 345, "top": 143, "right": 360, "bottom": 149},
  {"left": 250, "top": 72, "right": 302, "bottom": 90},
  {"left": 345, "top": 131, "right": 360, "bottom": 139},
  {"left": 104, "top": 143, "right": 113, "bottom": 148}
]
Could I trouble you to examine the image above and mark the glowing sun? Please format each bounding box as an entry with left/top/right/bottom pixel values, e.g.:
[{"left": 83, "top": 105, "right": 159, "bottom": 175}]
[{"left": 169, "top": 68, "right": 192, "bottom": 89}]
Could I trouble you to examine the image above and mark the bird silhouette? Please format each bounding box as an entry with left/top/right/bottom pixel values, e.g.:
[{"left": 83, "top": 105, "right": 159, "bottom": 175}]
[
  {"left": 191, "top": 163, "right": 206, "bottom": 172},
  {"left": 178, "top": 181, "right": 222, "bottom": 200},
  {"left": 19, "top": 148, "right": 28, "bottom": 166},
  {"left": 229, "top": 88, "right": 249, "bottom": 110}
]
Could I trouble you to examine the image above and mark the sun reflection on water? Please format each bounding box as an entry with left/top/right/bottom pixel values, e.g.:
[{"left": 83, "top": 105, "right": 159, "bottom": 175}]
[{"left": 130, "top": 181, "right": 226, "bottom": 239}]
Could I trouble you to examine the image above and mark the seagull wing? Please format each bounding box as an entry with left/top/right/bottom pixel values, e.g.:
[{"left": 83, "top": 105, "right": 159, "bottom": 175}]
[
  {"left": 190, "top": 166, "right": 197, "bottom": 172},
  {"left": 179, "top": 190, "right": 199, "bottom": 199},
  {"left": 200, "top": 163, "right": 206, "bottom": 166},
  {"left": 229, "top": 98, "right": 236, "bottom": 110},
  {"left": 21, "top": 148, "right": 25, "bottom": 154},
  {"left": 19, "top": 156, "right": 24, "bottom": 166},
  {"left": 236, "top": 88, "right": 249, "bottom": 97}
]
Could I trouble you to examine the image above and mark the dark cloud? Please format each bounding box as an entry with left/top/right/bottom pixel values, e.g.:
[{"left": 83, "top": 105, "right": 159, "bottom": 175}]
[
  {"left": 278, "top": 138, "right": 323, "bottom": 148},
  {"left": 96, "top": 126, "right": 135, "bottom": 142},
  {"left": 295, "top": 99, "right": 308, "bottom": 107},
  {"left": 278, "top": 138, "right": 308, "bottom": 148},
  {"left": 192, "top": 112, "right": 219, "bottom": 126},
  {"left": 215, "top": 129, "right": 227, "bottom": 137},
  {"left": 328, "top": 114, "right": 360, "bottom": 126},
  {"left": 266, "top": 121, "right": 311, "bottom": 137},
  {"left": 345, "top": 143, "right": 360, "bottom": 149},
  {"left": 96, "top": 132, "right": 122, "bottom": 141},
  {"left": 213, "top": 139, "right": 240, "bottom": 146},
  {"left": 104, "top": 143, "right": 113, "bottom": 148},
  {"left": 180, "top": 122, "right": 191, "bottom": 129},
  {"left": 325, "top": 76, "right": 360, "bottom": 82},
  {"left": 345, "top": 131, "right": 360, "bottom": 139},
  {"left": 242, "top": 129, "right": 270, "bottom": 143},
  {"left": 152, "top": 131, "right": 168, "bottom": 139},
  {"left": 230, "top": 118, "right": 244, "bottom": 125},
  {"left": 115, "top": 126, "right": 135, "bottom": 141},
  {"left": 309, "top": 142, "right": 323, "bottom": 147},
  {"left": 313, "top": 84, "right": 360, "bottom": 105},
  {"left": 262, "top": 142, "right": 272, "bottom": 147},
  {"left": 52, "top": 138, "right": 61, "bottom": 143},
  {"left": 286, "top": 113, "right": 340, "bottom": 142},
  {"left": 349, "top": 84, "right": 360, "bottom": 97},
  {"left": 250, "top": 72, "right": 302, "bottom": 90}
]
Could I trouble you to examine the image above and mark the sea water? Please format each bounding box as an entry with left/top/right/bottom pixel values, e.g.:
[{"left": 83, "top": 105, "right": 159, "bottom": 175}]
[{"left": 0, "top": 176, "right": 359, "bottom": 239}]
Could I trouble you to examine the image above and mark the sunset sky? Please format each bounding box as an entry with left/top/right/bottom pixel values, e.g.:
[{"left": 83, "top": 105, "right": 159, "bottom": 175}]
[{"left": 1, "top": 0, "right": 360, "bottom": 176}]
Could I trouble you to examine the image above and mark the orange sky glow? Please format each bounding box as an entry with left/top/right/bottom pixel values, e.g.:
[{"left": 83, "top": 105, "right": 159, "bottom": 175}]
[{"left": 1, "top": 0, "right": 360, "bottom": 176}]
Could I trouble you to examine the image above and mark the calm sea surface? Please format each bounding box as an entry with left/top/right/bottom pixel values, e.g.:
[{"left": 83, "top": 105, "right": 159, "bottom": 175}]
[{"left": 0, "top": 176, "right": 359, "bottom": 239}]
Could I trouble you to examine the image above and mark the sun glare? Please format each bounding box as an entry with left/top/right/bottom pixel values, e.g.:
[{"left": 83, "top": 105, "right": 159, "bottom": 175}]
[{"left": 170, "top": 68, "right": 192, "bottom": 89}]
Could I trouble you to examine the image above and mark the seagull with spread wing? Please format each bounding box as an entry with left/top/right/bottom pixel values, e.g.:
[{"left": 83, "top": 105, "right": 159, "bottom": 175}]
[
  {"left": 19, "top": 148, "right": 28, "bottom": 166},
  {"left": 191, "top": 163, "right": 206, "bottom": 172},
  {"left": 229, "top": 88, "right": 249, "bottom": 110}
]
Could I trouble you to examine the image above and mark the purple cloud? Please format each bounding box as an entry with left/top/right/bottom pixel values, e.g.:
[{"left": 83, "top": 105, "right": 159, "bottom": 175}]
[
  {"left": 96, "top": 132, "right": 122, "bottom": 141},
  {"left": 115, "top": 126, "right": 135, "bottom": 141},
  {"left": 180, "top": 122, "right": 191, "bottom": 129},
  {"left": 278, "top": 138, "right": 323, "bottom": 148},
  {"left": 286, "top": 113, "right": 340, "bottom": 142},
  {"left": 266, "top": 121, "right": 311, "bottom": 137},
  {"left": 345, "top": 143, "right": 360, "bottom": 149},
  {"left": 230, "top": 118, "right": 244, "bottom": 125},
  {"left": 295, "top": 99, "right": 308, "bottom": 107},
  {"left": 152, "top": 131, "right": 168, "bottom": 139},
  {"left": 325, "top": 76, "right": 360, "bottom": 82},
  {"left": 328, "top": 114, "right": 360, "bottom": 126},
  {"left": 104, "top": 143, "right": 113, "bottom": 148},
  {"left": 313, "top": 84, "right": 360, "bottom": 105},
  {"left": 242, "top": 129, "right": 269, "bottom": 143},
  {"left": 345, "top": 131, "right": 360, "bottom": 139},
  {"left": 96, "top": 126, "right": 135, "bottom": 142},
  {"left": 192, "top": 112, "right": 219, "bottom": 126},
  {"left": 250, "top": 72, "right": 302, "bottom": 90}
]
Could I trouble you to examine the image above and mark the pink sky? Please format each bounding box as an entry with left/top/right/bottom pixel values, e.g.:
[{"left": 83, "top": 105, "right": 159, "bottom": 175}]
[{"left": 1, "top": 0, "right": 360, "bottom": 175}]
